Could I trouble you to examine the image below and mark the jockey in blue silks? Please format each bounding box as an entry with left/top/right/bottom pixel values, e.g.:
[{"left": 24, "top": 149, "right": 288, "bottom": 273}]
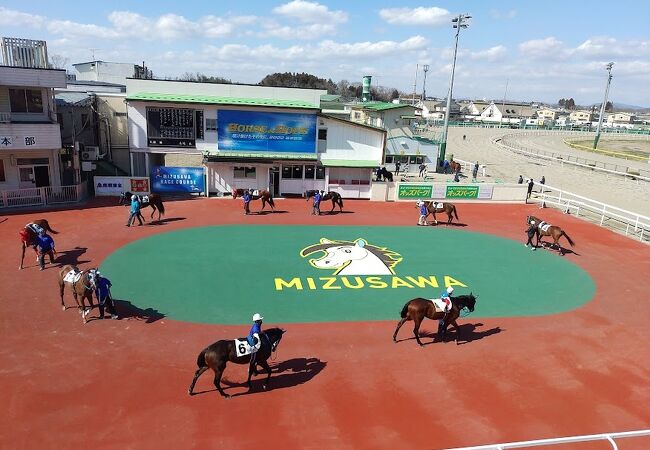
[{"left": 248, "top": 313, "right": 263, "bottom": 347}]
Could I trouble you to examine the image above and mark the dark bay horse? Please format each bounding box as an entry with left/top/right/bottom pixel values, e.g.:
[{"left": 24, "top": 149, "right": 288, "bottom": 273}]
[
  {"left": 305, "top": 190, "right": 344, "bottom": 213},
  {"left": 420, "top": 201, "right": 459, "bottom": 225},
  {"left": 19, "top": 219, "right": 58, "bottom": 270},
  {"left": 378, "top": 167, "right": 393, "bottom": 182},
  {"left": 188, "top": 328, "right": 286, "bottom": 398},
  {"left": 393, "top": 294, "right": 477, "bottom": 345},
  {"left": 527, "top": 215, "right": 575, "bottom": 255},
  {"left": 119, "top": 191, "right": 165, "bottom": 221},
  {"left": 58, "top": 265, "right": 99, "bottom": 324},
  {"left": 449, "top": 160, "right": 462, "bottom": 174},
  {"left": 232, "top": 188, "right": 275, "bottom": 212}
]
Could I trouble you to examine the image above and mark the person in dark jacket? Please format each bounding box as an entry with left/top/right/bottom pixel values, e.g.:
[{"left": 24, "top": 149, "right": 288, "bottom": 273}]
[
  {"left": 35, "top": 230, "right": 56, "bottom": 271},
  {"left": 525, "top": 220, "right": 538, "bottom": 250}
]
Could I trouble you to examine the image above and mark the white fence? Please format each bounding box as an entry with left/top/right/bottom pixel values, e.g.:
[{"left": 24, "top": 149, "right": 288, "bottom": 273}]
[
  {"left": 0, "top": 182, "right": 87, "bottom": 208},
  {"left": 445, "top": 428, "right": 650, "bottom": 449},
  {"left": 529, "top": 182, "right": 650, "bottom": 243},
  {"left": 496, "top": 133, "right": 650, "bottom": 182}
]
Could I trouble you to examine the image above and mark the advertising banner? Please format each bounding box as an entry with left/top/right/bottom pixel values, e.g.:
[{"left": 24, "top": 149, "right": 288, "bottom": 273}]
[
  {"left": 398, "top": 184, "right": 433, "bottom": 199},
  {"left": 94, "top": 176, "right": 127, "bottom": 195},
  {"left": 217, "top": 110, "right": 317, "bottom": 153},
  {"left": 151, "top": 166, "right": 204, "bottom": 193},
  {"left": 130, "top": 178, "right": 150, "bottom": 193},
  {"left": 445, "top": 185, "right": 479, "bottom": 199}
]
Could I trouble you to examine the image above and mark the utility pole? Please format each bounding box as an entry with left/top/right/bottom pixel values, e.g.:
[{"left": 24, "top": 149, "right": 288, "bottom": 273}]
[
  {"left": 439, "top": 13, "right": 471, "bottom": 168},
  {"left": 412, "top": 64, "right": 419, "bottom": 105},
  {"left": 422, "top": 64, "right": 430, "bottom": 101},
  {"left": 500, "top": 78, "right": 509, "bottom": 127},
  {"left": 593, "top": 62, "right": 614, "bottom": 150}
]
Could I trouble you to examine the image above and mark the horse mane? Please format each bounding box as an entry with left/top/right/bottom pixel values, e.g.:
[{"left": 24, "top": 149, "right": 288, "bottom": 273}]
[{"left": 300, "top": 239, "right": 403, "bottom": 273}]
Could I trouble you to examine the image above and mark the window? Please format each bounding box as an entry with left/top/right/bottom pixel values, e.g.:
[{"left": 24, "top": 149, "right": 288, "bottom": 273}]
[
  {"left": 206, "top": 118, "right": 217, "bottom": 131},
  {"left": 114, "top": 112, "right": 127, "bottom": 117},
  {"left": 282, "top": 165, "right": 304, "bottom": 179},
  {"left": 318, "top": 129, "right": 327, "bottom": 140},
  {"left": 9, "top": 89, "right": 43, "bottom": 113},
  {"left": 316, "top": 166, "right": 325, "bottom": 180},
  {"left": 233, "top": 166, "right": 256, "bottom": 179},
  {"left": 0, "top": 159, "right": 5, "bottom": 182},
  {"left": 384, "top": 155, "right": 394, "bottom": 164},
  {"left": 304, "top": 165, "right": 315, "bottom": 179}
]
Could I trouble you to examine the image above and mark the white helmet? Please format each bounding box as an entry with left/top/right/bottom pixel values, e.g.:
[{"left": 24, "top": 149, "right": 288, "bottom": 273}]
[
  {"left": 446, "top": 286, "right": 454, "bottom": 294},
  {"left": 252, "top": 313, "right": 263, "bottom": 321},
  {"left": 131, "top": 195, "right": 137, "bottom": 200},
  {"left": 530, "top": 220, "right": 536, "bottom": 225}
]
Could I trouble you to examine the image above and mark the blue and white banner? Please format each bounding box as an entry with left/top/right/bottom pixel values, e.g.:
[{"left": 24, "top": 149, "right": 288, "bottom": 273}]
[
  {"left": 217, "top": 110, "right": 317, "bottom": 153},
  {"left": 150, "top": 166, "right": 204, "bottom": 193}
]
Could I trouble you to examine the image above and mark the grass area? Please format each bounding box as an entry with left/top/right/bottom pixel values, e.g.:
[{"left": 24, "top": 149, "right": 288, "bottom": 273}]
[{"left": 570, "top": 139, "right": 650, "bottom": 160}]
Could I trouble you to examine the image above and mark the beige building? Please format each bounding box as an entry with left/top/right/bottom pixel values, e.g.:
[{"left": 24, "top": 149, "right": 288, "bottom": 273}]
[
  {"left": 537, "top": 109, "right": 559, "bottom": 120},
  {"left": 607, "top": 112, "right": 636, "bottom": 124},
  {"left": 569, "top": 110, "right": 594, "bottom": 124}
]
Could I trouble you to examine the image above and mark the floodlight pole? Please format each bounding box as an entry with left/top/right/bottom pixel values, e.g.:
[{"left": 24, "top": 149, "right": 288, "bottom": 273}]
[
  {"left": 439, "top": 13, "right": 471, "bottom": 168},
  {"left": 593, "top": 62, "right": 614, "bottom": 150}
]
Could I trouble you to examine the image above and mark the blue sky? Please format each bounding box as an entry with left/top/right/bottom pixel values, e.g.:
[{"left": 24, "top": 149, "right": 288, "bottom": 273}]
[{"left": 1, "top": 0, "right": 649, "bottom": 106}]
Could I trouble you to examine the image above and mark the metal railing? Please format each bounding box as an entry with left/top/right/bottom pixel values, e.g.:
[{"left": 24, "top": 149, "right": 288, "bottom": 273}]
[
  {"left": 0, "top": 182, "right": 87, "bottom": 208},
  {"left": 0, "top": 111, "right": 10, "bottom": 123},
  {"left": 444, "top": 428, "right": 650, "bottom": 449},
  {"left": 495, "top": 134, "right": 650, "bottom": 182},
  {"left": 528, "top": 182, "right": 650, "bottom": 243}
]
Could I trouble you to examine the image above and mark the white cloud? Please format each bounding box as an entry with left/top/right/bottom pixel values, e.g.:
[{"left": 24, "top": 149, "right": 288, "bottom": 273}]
[
  {"left": 470, "top": 45, "right": 507, "bottom": 61},
  {"left": 518, "top": 37, "right": 570, "bottom": 59},
  {"left": 273, "top": 0, "right": 348, "bottom": 24},
  {"left": 0, "top": 7, "right": 45, "bottom": 28},
  {"left": 379, "top": 7, "right": 452, "bottom": 26},
  {"left": 490, "top": 9, "right": 517, "bottom": 20}
]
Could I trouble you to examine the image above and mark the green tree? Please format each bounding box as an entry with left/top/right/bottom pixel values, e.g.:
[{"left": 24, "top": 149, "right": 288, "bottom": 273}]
[
  {"left": 177, "top": 72, "right": 232, "bottom": 84},
  {"left": 605, "top": 101, "right": 613, "bottom": 112}
]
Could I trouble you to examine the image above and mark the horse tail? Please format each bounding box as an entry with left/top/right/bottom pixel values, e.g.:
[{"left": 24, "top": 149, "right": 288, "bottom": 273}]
[
  {"left": 453, "top": 205, "right": 459, "bottom": 220},
  {"left": 196, "top": 348, "right": 208, "bottom": 368},
  {"left": 157, "top": 197, "right": 165, "bottom": 216},
  {"left": 43, "top": 221, "right": 58, "bottom": 234},
  {"left": 268, "top": 192, "right": 275, "bottom": 208},
  {"left": 562, "top": 231, "right": 575, "bottom": 247},
  {"left": 400, "top": 301, "right": 410, "bottom": 318},
  {"left": 338, "top": 196, "right": 344, "bottom": 209}
]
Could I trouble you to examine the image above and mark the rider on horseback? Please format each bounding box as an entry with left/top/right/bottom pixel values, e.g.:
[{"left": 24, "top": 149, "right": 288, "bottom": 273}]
[
  {"left": 248, "top": 313, "right": 263, "bottom": 375},
  {"left": 440, "top": 286, "right": 453, "bottom": 312}
]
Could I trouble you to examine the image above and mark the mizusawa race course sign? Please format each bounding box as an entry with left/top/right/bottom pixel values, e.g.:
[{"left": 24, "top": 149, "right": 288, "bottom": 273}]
[{"left": 100, "top": 225, "right": 595, "bottom": 324}]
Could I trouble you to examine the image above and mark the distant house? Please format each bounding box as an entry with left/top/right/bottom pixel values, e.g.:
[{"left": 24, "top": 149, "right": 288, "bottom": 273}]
[
  {"left": 417, "top": 99, "right": 461, "bottom": 121},
  {"left": 478, "top": 102, "right": 536, "bottom": 124},
  {"left": 537, "top": 108, "right": 559, "bottom": 121},
  {"left": 607, "top": 112, "right": 636, "bottom": 124},
  {"left": 349, "top": 102, "right": 420, "bottom": 131},
  {"left": 569, "top": 110, "right": 594, "bottom": 124}
]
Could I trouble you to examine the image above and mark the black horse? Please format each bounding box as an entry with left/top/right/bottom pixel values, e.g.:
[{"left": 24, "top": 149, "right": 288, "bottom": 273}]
[
  {"left": 119, "top": 191, "right": 165, "bottom": 221},
  {"left": 188, "top": 328, "right": 286, "bottom": 398},
  {"left": 393, "top": 294, "right": 477, "bottom": 345},
  {"left": 304, "top": 190, "right": 344, "bottom": 213},
  {"left": 377, "top": 167, "right": 393, "bottom": 182}
]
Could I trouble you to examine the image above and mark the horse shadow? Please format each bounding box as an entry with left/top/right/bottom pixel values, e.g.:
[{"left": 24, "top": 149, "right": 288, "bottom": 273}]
[
  {"left": 216, "top": 357, "right": 327, "bottom": 396},
  {"left": 326, "top": 210, "right": 354, "bottom": 215},
  {"left": 112, "top": 299, "right": 165, "bottom": 323},
  {"left": 256, "top": 210, "right": 288, "bottom": 215},
  {"left": 539, "top": 242, "right": 580, "bottom": 257},
  {"left": 147, "top": 217, "right": 187, "bottom": 226},
  {"left": 0, "top": 218, "right": 7, "bottom": 225},
  {"left": 400, "top": 323, "right": 502, "bottom": 345},
  {"left": 428, "top": 221, "right": 468, "bottom": 228},
  {"left": 56, "top": 247, "right": 90, "bottom": 266}
]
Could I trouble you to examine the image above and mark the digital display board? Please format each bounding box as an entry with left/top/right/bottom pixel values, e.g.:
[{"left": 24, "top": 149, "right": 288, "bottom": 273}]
[{"left": 146, "top": 107, "right": 200, "bottom": 147}]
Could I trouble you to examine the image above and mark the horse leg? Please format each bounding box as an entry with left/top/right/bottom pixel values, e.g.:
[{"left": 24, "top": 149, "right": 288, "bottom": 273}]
[
  {"left": 150, "top": 205, "right": 155, "bottom": 220},
  {"left": 258, "top": 359, "right": 272, "bottom": 391},
  {"left": 450, "top": 319, "right": 461, "bottom": 344},
  {"left": 432, "top": 212, "right": 438, "bottom": 225},
  {"left": 447, "top": 212, "right": 453, "bottom": 224},
  {"left": 413, "top": 316, "right": 425, "bottom": 346},
  {"left": 213, "top": 363, "right": 230, "bottom": 398},
  {"left": 188, "top": 366, "right": 208, "bottom": 395},
  {"left": 59, "top": 281, "right": 66, "bottom": 310},
  {"left": 393, "top": 318, "right": 408, "bottom": 342},
  {"left": 20, "top": 243, "right": 26, "bottom": 270}
]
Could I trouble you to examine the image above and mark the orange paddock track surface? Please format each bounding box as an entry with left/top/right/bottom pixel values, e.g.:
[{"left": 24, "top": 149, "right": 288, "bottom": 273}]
[{"left": 0, "top": 198, "right": 648, "bottom": 450}]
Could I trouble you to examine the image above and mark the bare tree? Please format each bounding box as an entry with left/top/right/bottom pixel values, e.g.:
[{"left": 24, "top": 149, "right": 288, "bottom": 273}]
[{"left": 49, "top": 54, "right": 70, "bottom": 70}]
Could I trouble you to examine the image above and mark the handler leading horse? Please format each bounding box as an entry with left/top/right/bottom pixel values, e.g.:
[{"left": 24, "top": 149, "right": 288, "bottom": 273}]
[
  {"left": 393, "top": 294, "right": 477, "bottom": 345},
  {"left": 232, "top": 188, "right": 275, "bottom": 212},
  {"left": 58, "top": 265, "right": 99, "bottom": 324},
  {"left": 188, "top": 328, "right": 285, "bottom": 398},
  {"left": 418, "top": 201, "right": 459, "bottom": 225},
  {"left": 527, "top": 215, "right": 575, "bottom": 255},
  {"left": 305, "top": 190, "right": 344, "bottom": 213},
  {"left": 119, "top": 191, "right": 165, "bottom": 221},
  {"left": 19, "top": 219, "right": 58, "bottom": 270}
]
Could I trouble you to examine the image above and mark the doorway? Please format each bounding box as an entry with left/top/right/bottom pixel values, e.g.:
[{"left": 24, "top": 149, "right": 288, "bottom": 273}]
[
  {"left": 269, "top": 166, "right": 280, "bottom": 196},
  {"left": 34, "top": 165, "right": 50, "bottom": 187}
]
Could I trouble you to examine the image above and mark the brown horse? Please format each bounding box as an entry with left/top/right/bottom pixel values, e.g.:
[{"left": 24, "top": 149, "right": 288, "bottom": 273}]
[
  {"left": 527, "top": 215, "right": 575, "bottom": 255},
  {"left": 119, "top": 191, "right": 165, "bottom": 221},
  {"left": 58, "top": 265, "right": 99, "bottom": 324},
  {"left": 449, "top": 160, "right": 462, "bottom": 174},
  {"left": 232, "top": 188, "right": 275, "bottom": 212},
  {"left": 305, "top": 190, "right": 344, "bottom": 213},
  {"left": 393, "top": 294, "right": 477, "bottom": 345},
  {"left": 19, "top": 219, "right": 58, "bottom": 270},
  {"left": 188, "top": 328, "right": 286, "bottom": 398},
  {"left": 419, "top": 201, "right": 459, "bottom": 225}
]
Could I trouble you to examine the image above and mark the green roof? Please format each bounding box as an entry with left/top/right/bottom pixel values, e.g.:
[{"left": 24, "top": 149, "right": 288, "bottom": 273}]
[
  {"left": 210, "top": 151, "right": 317, "bottom": 160},
  {"left": 126, "top": 92, "right": 318, "bottom": 109},
  {"left": 320, "top": 94, "right": 341, "bottom": 102},
  {"left": 320, "top": 159, "right": 379, "bottom": 168},
  {"left": 361, "top": 102, "right": 415, "bottom": 112}
]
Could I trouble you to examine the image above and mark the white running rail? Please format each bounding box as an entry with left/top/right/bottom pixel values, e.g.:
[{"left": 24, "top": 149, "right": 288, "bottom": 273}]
[
  {"left": 443, "top": 428, "right": 650, "bottom": 450},
  {"left": 528, "top": 182, "right": 650, "bottom": 243}
]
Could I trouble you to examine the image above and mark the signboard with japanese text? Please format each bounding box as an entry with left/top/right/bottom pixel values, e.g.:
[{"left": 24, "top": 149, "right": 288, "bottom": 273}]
[
  {"left": 130, "top": 178, "right": 150, "bottom": 193},
  {"left": 398, "top": 184, "right": 433, "bottom": 199},
  {"left": 445, "top": 185, "right": 479, "bottom": 199},
  {"left": 217, "top": 110, "right": 317, "bottom": 153},
  {"left": 0, "top": 135, "right": 36, "bottom": 148},
  {"left": 150, "top": 166, "right": 204, "bottom": 193}
]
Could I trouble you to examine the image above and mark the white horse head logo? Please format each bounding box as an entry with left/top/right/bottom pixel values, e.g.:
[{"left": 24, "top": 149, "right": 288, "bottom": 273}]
[{"left": 300, "top": 238, "right": 402, "bottom": 276}]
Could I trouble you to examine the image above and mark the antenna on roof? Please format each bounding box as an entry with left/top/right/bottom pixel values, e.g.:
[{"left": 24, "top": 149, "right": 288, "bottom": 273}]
[{"left": 89, "top": 48, "right": 102, "bottom": 60}]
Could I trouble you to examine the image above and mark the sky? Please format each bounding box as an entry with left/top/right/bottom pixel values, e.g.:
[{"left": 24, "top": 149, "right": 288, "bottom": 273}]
[{"left": 1, "top": 0, "right": 649, "bottom": 106}]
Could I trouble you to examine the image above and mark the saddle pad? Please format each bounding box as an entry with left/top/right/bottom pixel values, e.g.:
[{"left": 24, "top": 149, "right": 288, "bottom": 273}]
[
  {"left": 63, "top": 270, "right": 82, "bottom": 284},
  {"left": 430, "top": 298, "right": 452, "bottom": 313},
  {"left": 432, "top": 202, "right": 444, "bottom": 211},
  {"left": 235, "top": 334, "right": 262, "bottom": 357},
  {"left": 252, "top": 190, "right": 259, "bottom": 196},
  {"left": 27, "top": 223, "right": 44, "bottom": 234},
  {"left": 538, "top": 222, "right": 552, "bottom": 232},
  {"left": 140, "top": 195, "right": 149, "bottom": 203}
]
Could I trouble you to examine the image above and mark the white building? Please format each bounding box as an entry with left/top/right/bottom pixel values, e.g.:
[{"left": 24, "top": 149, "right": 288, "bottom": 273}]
[
  {"left": 126, "top": 79, "right": 385, "bottom": 199},
  {"left": 73, "top": 61, "right": 144, "bottom": 86},
  {"left": 1, "top": 38, "right": 67, "bottom": 194}
]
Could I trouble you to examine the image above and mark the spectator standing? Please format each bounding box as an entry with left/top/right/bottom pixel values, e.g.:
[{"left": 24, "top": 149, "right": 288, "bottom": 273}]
[
  {"left": 472, "top": 161, "right": 479, "bottom": 182},
  {"left": 527, "top": 179, "right": 534, "bottom": 202},
  {"left": 395, "top": 160, "right": 401, "bottom": 175},
  {"left": 419, "top": 163, "right": 426, "bottom": 178},
  {"left": 518, "top": 175, "right": 524, "bottom": 184},
  {"left": 539, "top": 176, "right": 546, "bottom": 192}
]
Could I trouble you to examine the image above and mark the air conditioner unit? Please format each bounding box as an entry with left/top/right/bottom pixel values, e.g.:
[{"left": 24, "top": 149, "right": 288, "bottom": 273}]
[{"left": 81, "top": 146, "right": 99, "bottom": 161}]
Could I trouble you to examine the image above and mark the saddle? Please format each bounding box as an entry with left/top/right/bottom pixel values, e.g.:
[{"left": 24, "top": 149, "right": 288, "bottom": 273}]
[
  {"left": 538, "top": 221, "right": 552, "bottom": 232},
  {"left": 138, "top": 195, "right": 150, "bottom": 204},
  {"left": 26, "top": 223, "right": 44, "bottom": 234},
  {"left": 432, "top": 202, "right": 444, "bottom": 211},
  {"left": 430, "top": 298, "right": 452, "bottom": 313},
  {"left": 234, "top": 334, "right": 262, "bottom": 357},
  {"left": 63, "top": 269, "right": 83, "bottom": 284}
]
